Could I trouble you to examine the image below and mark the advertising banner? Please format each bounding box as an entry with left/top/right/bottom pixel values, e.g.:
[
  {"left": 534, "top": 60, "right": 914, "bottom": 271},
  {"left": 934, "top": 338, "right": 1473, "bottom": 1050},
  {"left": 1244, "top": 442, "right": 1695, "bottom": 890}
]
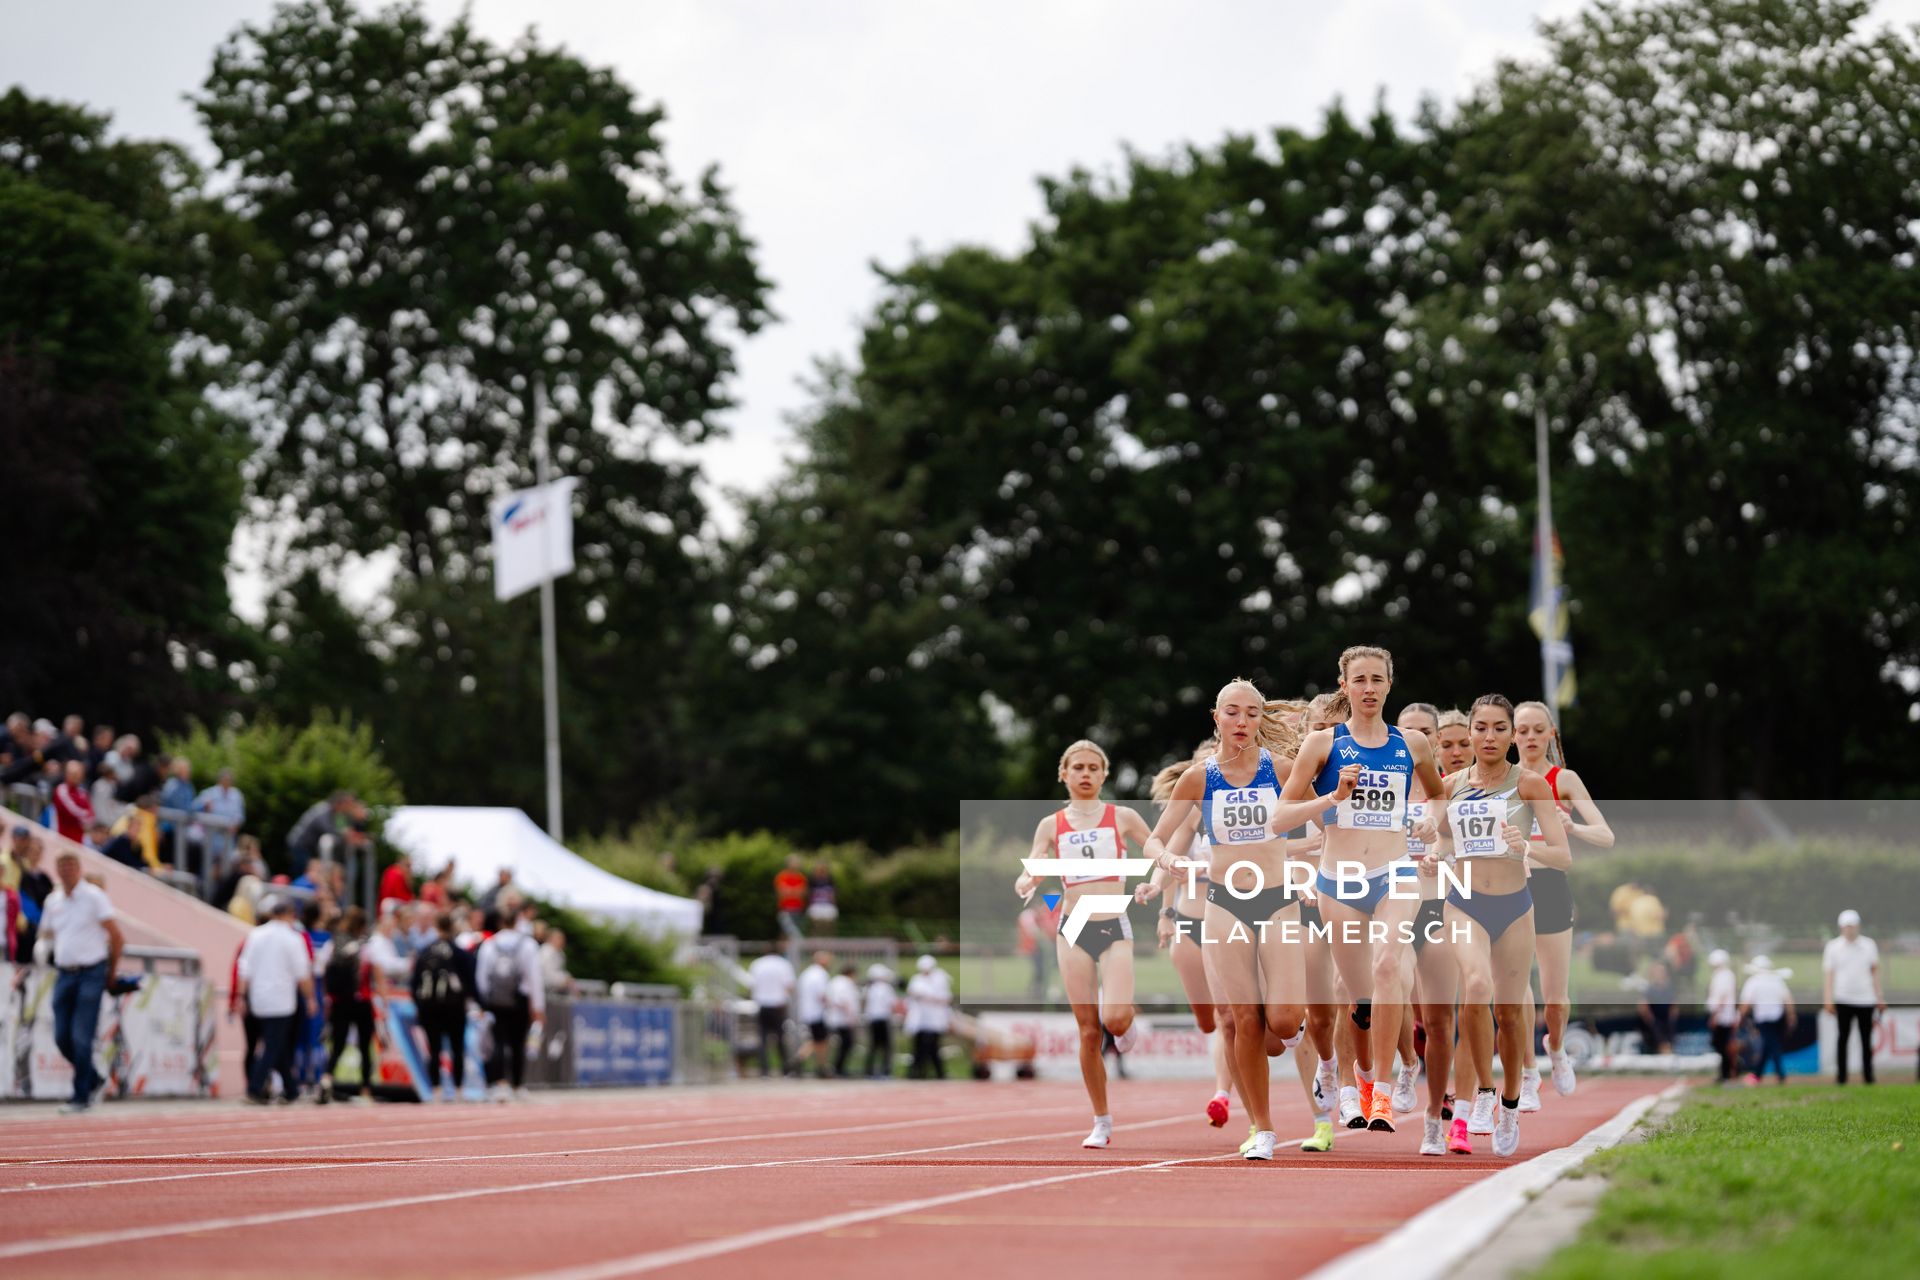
[
  {"left": 571, "top": 1000, "right": 674, "bottom": 1087},
  {"left": 1818, "top": 1006, "right": 1920, "bottom": 1076},
  {"left": 2, "top": 963, "right": 215, "bottom": 1099},
  {"left": 975, "top": 1010, "right": 1215, "bottom": 1081}
]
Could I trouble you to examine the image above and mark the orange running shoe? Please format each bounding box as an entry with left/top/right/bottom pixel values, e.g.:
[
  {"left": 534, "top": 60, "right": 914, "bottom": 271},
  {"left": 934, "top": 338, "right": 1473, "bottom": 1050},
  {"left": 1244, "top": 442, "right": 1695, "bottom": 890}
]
[
  {"left": 1348, "top": 1078, "right": 1375, "bottom": 1130},
  {"left": 1367, "top": 1082, "right": 1395, "bottom": 1133}
]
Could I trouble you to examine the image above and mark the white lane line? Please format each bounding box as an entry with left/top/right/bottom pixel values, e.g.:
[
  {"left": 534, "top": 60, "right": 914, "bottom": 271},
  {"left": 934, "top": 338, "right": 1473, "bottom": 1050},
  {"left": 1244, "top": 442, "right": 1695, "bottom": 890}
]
[
  {"left": 514, "top": 1142, "right": 1262, "bottom": 1279},
  {"left": 1302, "top": 1083, "right": 1686, "bottom": 1280},
  {"left": 0, "top": 1110, "right": 1202, "bottom": 1259},
  {"left": 2, "top": 1093, "right": 863, "bottom": 1161},
  {"left": 0, "top": 1097, "right": 806, "bottom": 1159},
  {"left": 0, "top": 1103, "right": 1088, "bottom": 1196}
]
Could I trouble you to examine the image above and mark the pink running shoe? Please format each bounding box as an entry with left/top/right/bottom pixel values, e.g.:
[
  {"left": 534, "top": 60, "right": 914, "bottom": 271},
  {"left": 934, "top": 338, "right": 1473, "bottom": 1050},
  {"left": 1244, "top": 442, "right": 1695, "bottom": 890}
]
[
  {"left": 1447, "top": 1117, "right": 1473, "bottom": 1155},
  {"left": 1205, "top": 1093, "right": 1231, "bottom": 1128}
]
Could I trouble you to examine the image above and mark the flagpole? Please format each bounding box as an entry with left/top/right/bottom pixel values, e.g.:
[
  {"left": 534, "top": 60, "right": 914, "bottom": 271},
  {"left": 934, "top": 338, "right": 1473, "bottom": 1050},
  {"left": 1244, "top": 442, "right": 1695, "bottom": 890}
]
[
  {"left": 534, "top": 374, "right": 564, "bottom": 842},
  {"left": 1535, "top": 401, "right": 1558, "bottom": 713}
]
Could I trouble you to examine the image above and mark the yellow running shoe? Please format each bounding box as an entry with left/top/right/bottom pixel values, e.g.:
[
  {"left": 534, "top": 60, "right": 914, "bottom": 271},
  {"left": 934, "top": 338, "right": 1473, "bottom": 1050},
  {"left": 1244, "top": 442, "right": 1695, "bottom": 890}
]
[
  {"left": 1238, "top": 1122, "right": 1259, "bottom": 1155},
  {"left": 1301, "top": 1120, "right": 1336, "bottom": 1153}
]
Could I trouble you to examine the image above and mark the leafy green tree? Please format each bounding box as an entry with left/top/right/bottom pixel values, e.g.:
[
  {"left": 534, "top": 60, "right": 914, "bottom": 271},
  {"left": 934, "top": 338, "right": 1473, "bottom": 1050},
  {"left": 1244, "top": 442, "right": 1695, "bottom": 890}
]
[
  {"left": 196, "top": 0, "right": 771, "bottom": 829},
  {"left": 1412, "top": 0, "right": 1920, "bottom": 796},
  {"left": 0, "top": 126, "right": 247, "bottom": 731}
]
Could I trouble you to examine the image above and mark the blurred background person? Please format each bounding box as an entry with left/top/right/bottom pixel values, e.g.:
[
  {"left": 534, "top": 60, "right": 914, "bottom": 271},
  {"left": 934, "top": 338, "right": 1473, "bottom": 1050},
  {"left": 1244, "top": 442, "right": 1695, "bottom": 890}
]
[
  {"left": 1705, "top": 949, "right": 1740, "bottom": 1085},
  {"left": 826, "top": 962, "right": 860, "bottom": 1077},
  {"left": 35, "top": 849, "right": 124, "bottom": 1114},
  {"left": 1738, "top": 956, "right": 1796, "bottom": 1085},
  {"left": 237, "top": 897, "right": 315, "bottom": 1105},
  {"left": 1823, "top": 909, "right": 1884, "bottom": 1085},
  {"left": 746, "top": 947, "right": 795, "bottom": 1078},
  {"left": 864, "top": 963, "right": 898, "bottom": 1079}
]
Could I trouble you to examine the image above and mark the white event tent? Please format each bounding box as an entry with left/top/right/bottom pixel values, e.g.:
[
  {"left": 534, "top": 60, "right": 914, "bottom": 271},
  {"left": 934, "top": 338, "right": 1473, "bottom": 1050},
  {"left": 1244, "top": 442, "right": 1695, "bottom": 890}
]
[{"left": 383, "top": 806, "right": 702, "bottom": 940}]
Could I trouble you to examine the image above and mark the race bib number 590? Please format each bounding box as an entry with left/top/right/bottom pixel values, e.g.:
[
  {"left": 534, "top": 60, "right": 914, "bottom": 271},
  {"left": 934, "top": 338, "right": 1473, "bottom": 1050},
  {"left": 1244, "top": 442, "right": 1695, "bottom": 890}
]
[
  {"left": 1449, "top": 798, "right": 1502, "bottom": 859},
  {"left": 1337, "top": 768, "right": 1408, "bottom": 832},
  {"left": 1210, "top": 787, "right": 1275, "bottom": 844}
]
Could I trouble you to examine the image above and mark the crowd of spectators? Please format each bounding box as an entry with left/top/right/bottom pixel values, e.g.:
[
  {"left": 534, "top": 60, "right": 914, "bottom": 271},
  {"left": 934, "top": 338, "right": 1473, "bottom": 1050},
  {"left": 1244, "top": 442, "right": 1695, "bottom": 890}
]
[
  {"left": 233, "top": 869, "right": 578, "bottom": 1104},
  {"left": 2, "top": 711, "right": 249, "bottom": 884},
  {"left": 743, "top": 948, "right": 950, "bottom": 1079}
]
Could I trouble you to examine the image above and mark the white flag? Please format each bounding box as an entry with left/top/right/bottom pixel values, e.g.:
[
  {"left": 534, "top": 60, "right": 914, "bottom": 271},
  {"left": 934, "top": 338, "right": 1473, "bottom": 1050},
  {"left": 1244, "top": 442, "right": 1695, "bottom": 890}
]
[{"left": 490, "top": 477, "right": 578, "bottom": 602}]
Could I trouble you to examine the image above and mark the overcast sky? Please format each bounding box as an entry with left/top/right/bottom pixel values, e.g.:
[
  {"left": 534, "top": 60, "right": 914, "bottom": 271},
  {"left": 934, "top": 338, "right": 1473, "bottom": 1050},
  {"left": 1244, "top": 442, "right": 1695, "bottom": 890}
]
[{"left": 8, "top": 0, "right": 1920, "bottom": 610}]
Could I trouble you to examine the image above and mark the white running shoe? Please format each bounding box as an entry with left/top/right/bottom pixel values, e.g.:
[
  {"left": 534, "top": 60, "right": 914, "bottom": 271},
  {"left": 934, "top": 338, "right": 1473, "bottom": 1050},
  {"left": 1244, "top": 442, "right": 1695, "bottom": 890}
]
[
  {"left": 1243, "top": 1129, "right": 1278, "bottom": 1161},
  {"left": 1083, "top": 1118, "right": 1113, "bottom": 1149},
  {"left": 490, "top": 1082, "right": 511, "bottom": 1104},
  {"left": 1338, "top": 1085, "right": 1364, "bottom": 1129},
  {"left": 1314, "top": 1058, "right": 1338, "bottom": 1112},
  {"left": 1419, "top": 1116, "right": 1446, "bottom": 1156},
  {"left": 1493, "top": 1102, "right": 1521, "bottom": 1157},
  {"left": 513, "top": 1087, "right": 533, "bottom": 1102},
  {"left": 1518, "top": 1068, "right": 1542, "bottom": 1113},
  {"left": 1393, "top": 1063, "right": 1419, "bottom": 1114},
  {"left": 1550, "top": 1048, "right": 1577, "bottom": 1097},
  {"left": 1113, "top": 1017, "right": 1143, "bottom": 1054},
  {"left": 1469, "top": 1090, "right": 1497, "bottom": 1135}
]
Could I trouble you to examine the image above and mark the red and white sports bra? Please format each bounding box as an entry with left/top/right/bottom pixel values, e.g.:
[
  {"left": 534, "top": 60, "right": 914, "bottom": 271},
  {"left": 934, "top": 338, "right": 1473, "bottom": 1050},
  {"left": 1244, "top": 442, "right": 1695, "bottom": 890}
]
[
  {"left": 1054, "top": 804, "right": 1122, "bottom": 885},
  {"left": 1528, "top": 766, "right": 1570, "bottom": 841}
]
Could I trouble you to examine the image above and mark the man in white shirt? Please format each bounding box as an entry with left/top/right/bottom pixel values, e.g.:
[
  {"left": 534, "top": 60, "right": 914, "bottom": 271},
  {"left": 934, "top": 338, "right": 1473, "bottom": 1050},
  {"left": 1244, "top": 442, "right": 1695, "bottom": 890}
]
[
  {"left": 795, "top": 950, "right": 833, "bottom": 1077},
  {"left": 1704, "top": 949, "right": 1740, "bottom": 1084},
  {"left": 1738, "top": 956, "right": 1796, "bottom": 1083},
  {"left": 825, "top": 963, "right": 861, "bottom": 1077},
  {"left": 1823, "top": 909, "right": 1884, "bottom": 1085},
  {"left": 745, "top": 950, "right": 796, "bottom": 1077},
  {"left": 36, "top": 851, "right": 124, "bottom": 1114},
  {"left": 905, "top": 955, "right": 952, "bottom": 1079},
  {"left": 863, "top": 964, "right": 898, "bottom": 1078},
  {"left": 237, "top": 898, "right": 317, "bottom": 1104},
  {"left": 475, "top": 905, "right": 546, "bottom": 1100}
]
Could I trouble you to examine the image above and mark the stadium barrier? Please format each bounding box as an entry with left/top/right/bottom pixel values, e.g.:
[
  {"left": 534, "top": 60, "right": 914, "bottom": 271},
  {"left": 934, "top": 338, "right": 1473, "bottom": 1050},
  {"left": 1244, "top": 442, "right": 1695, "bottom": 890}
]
[{"left": 1, "top": 946, "right": 217, "bottom": 1100}]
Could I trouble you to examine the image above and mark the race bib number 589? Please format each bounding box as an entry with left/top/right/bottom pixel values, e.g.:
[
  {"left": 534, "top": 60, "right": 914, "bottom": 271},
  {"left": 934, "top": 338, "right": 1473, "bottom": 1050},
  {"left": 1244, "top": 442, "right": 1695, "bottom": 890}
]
[{"left": 1337, "top": 768, "right": 1408, "bottom": 832}]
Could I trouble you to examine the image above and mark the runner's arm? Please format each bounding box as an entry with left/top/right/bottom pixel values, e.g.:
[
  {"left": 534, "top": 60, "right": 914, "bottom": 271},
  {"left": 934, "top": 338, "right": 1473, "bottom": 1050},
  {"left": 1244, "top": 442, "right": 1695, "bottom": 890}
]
[
  {"left": 1269, "top": 730, "right": 1355, "bottom": 834},
  {"left": 1557, "top": 768, "right": 1615, "bottom": 848},
  {"left": 1014, "top": 817, "right": 1053, "bottom": 900},
  {"left": 1516, "top": 772, "right": 1570, "bottom": 869}
]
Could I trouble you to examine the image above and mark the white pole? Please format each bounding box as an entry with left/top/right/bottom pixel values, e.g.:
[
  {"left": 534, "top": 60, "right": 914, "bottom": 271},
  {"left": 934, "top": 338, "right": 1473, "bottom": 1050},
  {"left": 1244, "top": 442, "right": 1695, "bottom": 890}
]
[
  {"left": 1535, "top": 401, "right": 1558, "bottom": 710},
  {"left": 534, "top": 375, "right": 564, "bottom": 842}
]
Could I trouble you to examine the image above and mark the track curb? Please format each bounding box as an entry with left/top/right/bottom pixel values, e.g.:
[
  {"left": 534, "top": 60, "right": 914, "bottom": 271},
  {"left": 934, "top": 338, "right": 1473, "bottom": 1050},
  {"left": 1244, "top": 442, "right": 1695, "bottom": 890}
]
[{"left": 1303, "top": 1080, "right": 1688, "bottom": 1280}]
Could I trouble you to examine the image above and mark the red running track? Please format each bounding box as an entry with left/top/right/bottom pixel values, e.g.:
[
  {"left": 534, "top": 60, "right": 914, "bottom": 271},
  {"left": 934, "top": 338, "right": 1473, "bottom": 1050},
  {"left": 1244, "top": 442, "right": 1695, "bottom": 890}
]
[{"left": 0, "top": 1075, "right": 1662, "bottom": 1278}]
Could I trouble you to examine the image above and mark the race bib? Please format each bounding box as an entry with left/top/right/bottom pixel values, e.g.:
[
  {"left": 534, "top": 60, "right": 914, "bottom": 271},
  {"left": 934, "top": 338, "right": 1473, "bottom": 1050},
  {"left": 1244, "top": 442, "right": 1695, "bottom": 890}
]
[
  {"left": 1210, "top": 787, "right": 1277, "bottom": 845},
  {"left": 1406, "top": 802, "right": 1430, "bottom": 855},
  {"left": 1058, "top": 824, "right": 1119, "bottom": 885},
  {"left": 1449, "top": 798, "right": 1504, "bottom": 859},
  {"left": 1337, "top": 767, "right": 1408, "bottom": 832}
]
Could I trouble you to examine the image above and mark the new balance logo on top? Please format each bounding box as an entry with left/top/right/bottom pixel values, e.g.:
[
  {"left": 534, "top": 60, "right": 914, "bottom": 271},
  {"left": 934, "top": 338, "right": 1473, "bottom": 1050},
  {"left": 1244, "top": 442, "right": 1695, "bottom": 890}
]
[{"left": 1394, "top": 749, "right": 1407, "bottom": 759}]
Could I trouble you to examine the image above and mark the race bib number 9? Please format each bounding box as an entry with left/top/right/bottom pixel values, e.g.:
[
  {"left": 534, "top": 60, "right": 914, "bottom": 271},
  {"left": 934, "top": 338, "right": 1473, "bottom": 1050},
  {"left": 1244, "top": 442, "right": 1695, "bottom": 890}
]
[
  {"left": 1449, "top": 798, "right": 1503, "bottom": 859},
  {"left": 1337, "top": 768, "right": 1408, "bottom": 832},
  {"left": 1405, "top": 802, "right": 1430, "bottom": 855},
  {"left": 1058, "top": 825, "right": 1120, "bottom": 885},
  {"left": 1210, "top": 787, "right": 1276, "bottom": 845}
]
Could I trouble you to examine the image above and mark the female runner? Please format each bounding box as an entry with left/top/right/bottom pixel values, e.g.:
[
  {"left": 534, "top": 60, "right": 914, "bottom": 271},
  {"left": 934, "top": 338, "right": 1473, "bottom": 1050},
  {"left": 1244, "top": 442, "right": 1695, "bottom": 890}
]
[
  {"left": 1146, "top": 741, "right": 1238, "bottom": 1128},
  {"left": 1015, "top": 739, "right": 1169, "bottom": 1148},
  {"left": 1425, "top": 695, "right": 1568, "bottom": 1157},
  {"left": 1149, "top": 679, "right": 1350, "bottom": 1161},
  {"left": 1428, "top": 709, "right": 1482, "bottom": 1153},
  {"left": 1279, "top": 647, "right": 1446, "bottom": 1136},
  {"left": 1389, "top": 701, "right": 1442, "bottom": 1124},
  {"left": 1513, "top": 701, "right": 1614, "bottom": 1106}
]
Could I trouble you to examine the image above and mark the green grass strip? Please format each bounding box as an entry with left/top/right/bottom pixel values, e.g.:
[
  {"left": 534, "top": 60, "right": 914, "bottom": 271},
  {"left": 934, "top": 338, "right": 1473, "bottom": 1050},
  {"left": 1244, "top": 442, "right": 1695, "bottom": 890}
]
[{"left": 1535, "top": 1084, "right": 1920, "bottom": 1280}]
